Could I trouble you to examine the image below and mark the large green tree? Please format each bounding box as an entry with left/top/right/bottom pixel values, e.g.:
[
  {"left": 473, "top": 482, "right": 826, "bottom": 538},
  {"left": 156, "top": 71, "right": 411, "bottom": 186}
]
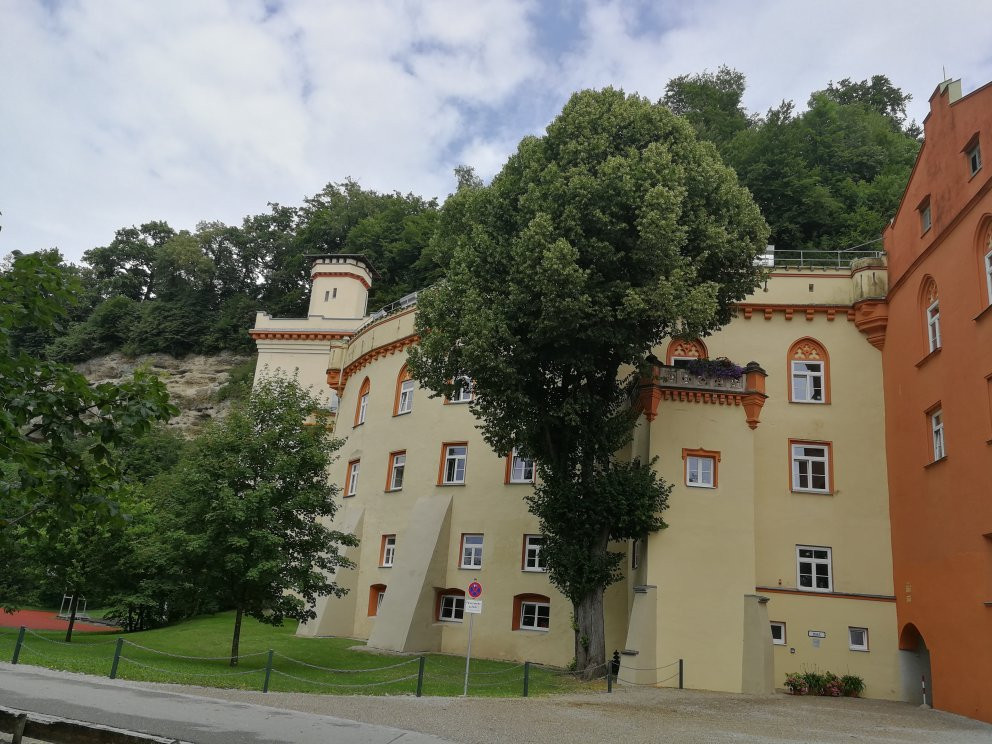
[
  {"left": 163, "top": 374, "right": 358, "bottom": 665},
  {"left": 0, "top": 252, "right": 175, "bottom": 532},
  {"left": 408, "top": 88, "right": 769, "bottom": 675}
]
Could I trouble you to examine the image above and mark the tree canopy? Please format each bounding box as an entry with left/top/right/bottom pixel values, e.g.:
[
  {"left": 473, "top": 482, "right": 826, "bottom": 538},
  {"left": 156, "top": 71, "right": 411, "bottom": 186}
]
[
  {"left": 664, "top": 70, "right": 920, "bottom": 251},
  {"left": 408, "top": 87, "right": 769, "bottom": 675},
  {"left": 158, "top": 374, "right": 358, "bottom": 664}
]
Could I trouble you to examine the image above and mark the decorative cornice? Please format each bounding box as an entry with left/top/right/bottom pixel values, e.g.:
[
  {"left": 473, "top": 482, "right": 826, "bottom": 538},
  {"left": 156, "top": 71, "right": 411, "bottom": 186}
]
[
  {"left": 339, "top": 334, "right": 420, "bottom": 390},
  {"left": 736, "top": 303, "right": 856, "bottom": 322},
  {"left": 311, "top": 271, "right": 372, "bottom": 290},
  {"left": 250, "top": 330, "right": 352, "bottom": 341}
]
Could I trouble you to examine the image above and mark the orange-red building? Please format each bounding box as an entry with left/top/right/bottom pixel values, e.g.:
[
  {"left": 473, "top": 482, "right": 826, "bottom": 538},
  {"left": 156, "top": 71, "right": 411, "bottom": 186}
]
[{"left": 881, "top": 78, "right": 992, "bottom": 720}]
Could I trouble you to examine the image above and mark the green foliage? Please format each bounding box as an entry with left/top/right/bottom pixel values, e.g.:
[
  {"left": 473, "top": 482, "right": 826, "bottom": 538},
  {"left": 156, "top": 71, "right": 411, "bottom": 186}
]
[
  {"left": 664, "top": 69, "right": 921, "bottom": 251},
  {"left": 840, "top": 673, "right": 866, "bottom": 697},
  {"left": 215, "top": 357, "right": 258, "bottom": 403},
  {"left": 408, "top": 88, "right": 768, "bottom": 672},
  {"left": 785, "top": 670, "right": 864, "bottom": 697},
  {"left": 161, "top": 373, "right": 358, "bottom": 660},
  {"left": 0, "top": 253, "right": 176, "bottom": 534}
]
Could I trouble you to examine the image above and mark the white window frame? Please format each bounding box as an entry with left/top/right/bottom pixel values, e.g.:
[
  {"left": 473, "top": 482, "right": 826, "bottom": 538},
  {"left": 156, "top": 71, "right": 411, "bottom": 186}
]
[
  {"left": 388, "top": 453, "right": 405, "bottom": 491},
  {"left": 791, "top": 360, "right": 824, "bottom": 403},
  {"left": 848, "top": 626, "right": 869, "bottom": 652},
  {"left": 631, "top": 539, "right": 640, "bottom": 570},
  {"left": 931, "top": 409, "right": 945, "bottom": 461},
  {"left": 443, "top": 445, "right": 467, "bottom": 484},
  {"left": 926, "top": 299, "right": 941, "bottom": 352},
  {"left": 523, "top": 535, "right": 546, "bottom": 572},
  {"left": 770, "top": 621, "right": 786, "bottom": 646},
  {"left": 968, "top": 143, "right": 983, "bottom": 177},
  {"left": 346, "top": 461, "right": 360, "bottom": 497},
  {"left": 438, "top": 594, "right": 464, "bottom": 622},
  {"left": 381, "top": 535, "right": 396, "bottom": 567},
  {"left": 376, "top": 590, "right": 385, "bottom": 613},
  {"left": 451, "top": 376, "right": 474, "bottom": 403},
  {"left": 796, "top": 545, "right": 832, "bottom": 593},
  {"left": 921, "top": 203, "right": 932, "bottom": 233},
  {"left": 460, "top": 534, "right": 483, "bottom": 569},
  {"left": 670, "top": 356, "right": 695, "bottom": 370},
  {"left": 397, "top": 379, "right": 414, "bottom": 414},
  {"left": 510, "top": 449, "right": 535, "bottom": 483},
  {"left": 685, "top": 455, "right": 715, "bottom": 488},
  {"left": 358, "top": 392, "right": 369, "bottom": 424},
  {"left": 519, "top": 601, "right": 550, "bottom": 631},
  {"left": 791, "top": 444, "right": 830, "bottom": 493},
  {"left": 984, "top": 249, "right": 992, "bottom": 306}
]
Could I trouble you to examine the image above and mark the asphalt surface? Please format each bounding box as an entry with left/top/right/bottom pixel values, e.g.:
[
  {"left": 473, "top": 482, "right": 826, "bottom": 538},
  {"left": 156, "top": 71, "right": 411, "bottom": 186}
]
[
  {"left": 0, "top": 663, "right": 451, "bottom": 744},
  {"left": 3, "top": 662, "right": 992, "bottom": 744}
]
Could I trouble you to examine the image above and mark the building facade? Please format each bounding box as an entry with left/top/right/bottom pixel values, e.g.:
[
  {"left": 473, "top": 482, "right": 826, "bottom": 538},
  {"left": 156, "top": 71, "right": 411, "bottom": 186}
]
[
  {"left": 251, "top": 249, "right": 906, "bottom": 700},
  {"left": 880, "top": 79, "right": 992, "bottom": 720}
]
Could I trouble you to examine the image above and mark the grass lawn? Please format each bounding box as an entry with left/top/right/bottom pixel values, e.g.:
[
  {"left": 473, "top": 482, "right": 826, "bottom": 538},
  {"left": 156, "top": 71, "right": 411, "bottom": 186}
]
[{"left": 0, "top": 612, "right": 590, "bottom": 697}]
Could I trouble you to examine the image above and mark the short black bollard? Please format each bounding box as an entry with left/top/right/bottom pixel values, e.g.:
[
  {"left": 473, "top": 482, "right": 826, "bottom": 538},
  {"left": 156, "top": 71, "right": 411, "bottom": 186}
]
[
  {"left": 11, "top": 626, "right": 25, "bottom": 664},
  {"left": 607, "top": 670, "right": 613, "bottom": 693},
  {"left": 109, "top": 638, "right": 124, "bottom": 679},
  {"left": 611, "top": 649, "right": 621, "bottom": 678},
  {"left": 416, "top": 656, "right": 426, "bottom": 697},
  {"left": 522, "top": 661, "right": 531, "bottom": 697},
  {"left": 262, "top": 649, "right": 274, "bottom": 693},
  {"left": 678, "top": 658, "right": 684, "bottom": 690}
]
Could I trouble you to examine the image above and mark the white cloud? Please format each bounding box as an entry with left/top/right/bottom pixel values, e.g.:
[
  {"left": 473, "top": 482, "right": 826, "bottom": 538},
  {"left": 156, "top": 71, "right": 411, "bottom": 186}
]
[{"left": 1, "top": 0, "right": 991, "bottom": 263}]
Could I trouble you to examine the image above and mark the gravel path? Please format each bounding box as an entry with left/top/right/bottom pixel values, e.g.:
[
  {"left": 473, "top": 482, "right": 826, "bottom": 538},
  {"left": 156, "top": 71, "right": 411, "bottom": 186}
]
[{"left": 129, "top": 681, "right": 992, "bottom": 744}]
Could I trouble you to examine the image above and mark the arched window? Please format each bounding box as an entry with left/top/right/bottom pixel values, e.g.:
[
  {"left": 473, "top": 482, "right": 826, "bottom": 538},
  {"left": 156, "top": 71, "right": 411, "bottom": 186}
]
[
  {"left": 788, "top": 338, "right": 830, "bottom": 404},
  {"left": 666, "top": 338, "right": 708, "bottom": 368},
  {"left": 368, "top": 584, "right": 386, "bottom": 617},
  {"left": 512, "top": 593, "right": 550, "bottom": 631},
  {"left": 978, "top": 220, "right": 992, "bottom": 309},
  {"left": 920, "top": 277, "right": 941, "bottom": 353},
  {"left": 354, "top": 377, "right": 370, "bottom": 427},
  {"left": 393, "top": 364, "right": 414, "bottom": 416}
]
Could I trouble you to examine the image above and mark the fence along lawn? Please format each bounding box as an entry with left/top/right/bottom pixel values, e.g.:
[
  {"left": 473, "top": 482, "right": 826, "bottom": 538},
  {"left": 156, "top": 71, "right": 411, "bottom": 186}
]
[{"left": 0, "top": 612, "right": 587, "bottom": 697}]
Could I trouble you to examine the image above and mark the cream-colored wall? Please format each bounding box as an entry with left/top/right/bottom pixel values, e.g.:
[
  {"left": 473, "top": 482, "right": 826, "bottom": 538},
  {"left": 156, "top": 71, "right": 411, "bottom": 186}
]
[
  {"left": 765, "top": 593, "right": 900, "bottom": 700},
  {"left": 256, "top": 260, "right": 900, "bottom": 698},
  {"left": 642, "top": 399, "right": 759, "bottom": 693},
  {"left": 328, "top": 341, "right": 574, "bottom": 666},
  {"left": 254, "top": 340, "right": 337, "bottom": 410}
]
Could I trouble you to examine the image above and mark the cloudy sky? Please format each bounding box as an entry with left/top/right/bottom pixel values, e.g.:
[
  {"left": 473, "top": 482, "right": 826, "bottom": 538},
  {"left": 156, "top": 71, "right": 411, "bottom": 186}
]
[{"left": 3, "top": 0, "right": 991, "bottom": 263}]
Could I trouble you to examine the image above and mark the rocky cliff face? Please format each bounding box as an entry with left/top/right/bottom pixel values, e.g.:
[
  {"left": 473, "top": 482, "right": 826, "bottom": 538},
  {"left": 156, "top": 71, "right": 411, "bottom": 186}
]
[{"left": 75, "top": 352, "right": 252, "bottom": 434}]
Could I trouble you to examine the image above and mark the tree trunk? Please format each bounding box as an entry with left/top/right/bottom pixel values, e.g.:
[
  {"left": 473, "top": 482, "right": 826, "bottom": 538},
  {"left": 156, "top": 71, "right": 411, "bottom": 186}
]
[
  {"left": 64, "top": 591, "right": 79, "bottom": 643},
  {"left": 229, "top": 606, "right": 243, "bottom": 667},
  {"left": 574, "top": 586, "right": 607, "bottom": 679}
]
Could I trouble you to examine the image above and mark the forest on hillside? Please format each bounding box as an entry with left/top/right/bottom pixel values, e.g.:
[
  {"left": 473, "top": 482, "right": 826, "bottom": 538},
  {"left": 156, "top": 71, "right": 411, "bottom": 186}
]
[{"left": 5, "top": 71, "right": 921, "bottom": 364}]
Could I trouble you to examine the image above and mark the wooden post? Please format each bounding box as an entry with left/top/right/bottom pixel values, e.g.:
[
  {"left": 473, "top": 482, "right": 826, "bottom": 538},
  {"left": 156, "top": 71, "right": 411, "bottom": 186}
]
[
  {"left": 262, "top": 650, "right": 273, "bottom": 693},
  {"left": 109, "top": 638, "right": 124, "bottom": 679},
  {"left": 11, "top": 712, "right": 27, "bottom": 744},
  {"left": 11, "top": 626, "right": 25, "bottom": 664},
  {"left": 678, "top": 658, "right": 684, "bottom": 689},
  {"left": 416, "top": 656, "right": 426, "bottom": 697},
  {"left": 522, "top": 661, "right": 530, "bottom": 697}
]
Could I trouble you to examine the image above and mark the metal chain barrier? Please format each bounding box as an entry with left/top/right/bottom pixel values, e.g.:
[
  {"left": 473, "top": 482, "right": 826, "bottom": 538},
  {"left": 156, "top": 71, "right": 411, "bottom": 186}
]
[
  {"left": 119, "top": 656, "right": 264, "bottom": 677},
  {"left": 272, "top": 651, "right": 418, "bottom": 674},
  {"left": 269, "top": 668, "right": 420, "bottom": 688},
  {"left": 122, "top": 639, "right": 268, "bottom": 661}
]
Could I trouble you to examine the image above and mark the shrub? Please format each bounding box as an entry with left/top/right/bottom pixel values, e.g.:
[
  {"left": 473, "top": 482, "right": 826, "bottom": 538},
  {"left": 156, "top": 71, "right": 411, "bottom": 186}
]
[
  {"left": 840, "top": 674, "right": 866, "bottom": 697},
  {"left": 686, "top": 356, "right": 745, "bottom": 379},
  {"left": 784, "top": 670, "right": 865, "bottom": 698}
]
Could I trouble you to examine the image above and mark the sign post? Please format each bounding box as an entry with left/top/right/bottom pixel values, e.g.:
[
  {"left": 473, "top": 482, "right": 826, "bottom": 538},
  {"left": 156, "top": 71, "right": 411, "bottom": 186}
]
[{"left": 463, "top": 581, "right": 483, "bottom": 696}]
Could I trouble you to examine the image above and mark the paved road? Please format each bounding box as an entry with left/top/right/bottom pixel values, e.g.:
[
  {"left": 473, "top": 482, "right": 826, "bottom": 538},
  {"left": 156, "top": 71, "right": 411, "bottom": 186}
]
[{"left": 0, "top": 663, "right": 452, "bottom": 744}]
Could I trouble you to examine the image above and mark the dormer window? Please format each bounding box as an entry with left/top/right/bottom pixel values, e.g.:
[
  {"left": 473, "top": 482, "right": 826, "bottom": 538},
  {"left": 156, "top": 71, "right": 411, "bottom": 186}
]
[
  {"left": 965, "top": 137, "right": 982, "bottom": 177},
  {"left": 919, "top": 199, "right": 932, "bottom": 234}
]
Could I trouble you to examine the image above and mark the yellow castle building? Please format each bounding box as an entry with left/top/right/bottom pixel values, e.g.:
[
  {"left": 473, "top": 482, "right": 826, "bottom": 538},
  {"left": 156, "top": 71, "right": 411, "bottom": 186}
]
[{"left": 250, "top": 250, "right": 913, "bottom": 700}]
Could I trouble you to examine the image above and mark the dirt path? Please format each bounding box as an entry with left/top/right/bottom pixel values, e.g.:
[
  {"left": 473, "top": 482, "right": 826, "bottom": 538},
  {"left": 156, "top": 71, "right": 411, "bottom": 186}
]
[
  {"left": 0, "top": 609, "right": 116, "bottom": 633},
  {"left": 133, "top": 681, "right": 992, "bottom": 744}
]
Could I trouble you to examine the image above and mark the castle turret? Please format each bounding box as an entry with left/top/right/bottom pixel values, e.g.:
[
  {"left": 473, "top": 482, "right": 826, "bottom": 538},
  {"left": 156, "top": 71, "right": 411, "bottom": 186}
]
[{"left": 306, "top": 254, "right": 377, "bottom": 319}]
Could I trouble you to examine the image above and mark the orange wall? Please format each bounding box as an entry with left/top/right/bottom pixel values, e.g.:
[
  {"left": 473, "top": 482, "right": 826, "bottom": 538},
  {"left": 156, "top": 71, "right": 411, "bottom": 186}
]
[{"left": 882, "top": 80, "right": 992, "bottom": 721}]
